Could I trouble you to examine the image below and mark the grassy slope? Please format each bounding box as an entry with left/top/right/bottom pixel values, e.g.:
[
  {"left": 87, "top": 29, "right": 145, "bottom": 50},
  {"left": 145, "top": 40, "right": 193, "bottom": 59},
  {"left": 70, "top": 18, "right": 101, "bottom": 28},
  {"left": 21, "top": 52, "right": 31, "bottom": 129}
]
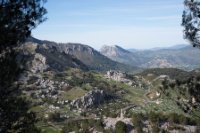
[{"left": 29, "top": 68, "right": 200, "bottom": 132}]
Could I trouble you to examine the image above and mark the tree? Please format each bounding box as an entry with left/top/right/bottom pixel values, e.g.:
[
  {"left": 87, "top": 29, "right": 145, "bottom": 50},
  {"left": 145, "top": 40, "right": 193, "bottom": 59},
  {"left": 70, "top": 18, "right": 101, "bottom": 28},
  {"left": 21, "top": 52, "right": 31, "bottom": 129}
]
[
  {"left": 182, "top": 0, "right": 200, "bottom": 47},
  {"left": 132, "top": 114, "right": 144, "bottom": 133},
  {"left": 115, "top": 121, "right": 126, "bottom": 133},
  {"left": 0, "top": 0, "right": 47, "bottom": 51},
  {"left": 148, "top": 112, "right": 160, "bottom": 133},
  {"left": 0, "top": 0, "right": 47, "bottom": 132}
]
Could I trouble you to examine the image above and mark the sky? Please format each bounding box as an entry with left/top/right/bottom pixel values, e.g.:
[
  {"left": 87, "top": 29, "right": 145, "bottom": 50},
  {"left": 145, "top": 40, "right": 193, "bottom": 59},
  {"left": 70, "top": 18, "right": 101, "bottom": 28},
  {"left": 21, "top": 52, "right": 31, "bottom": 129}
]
[{"left": 32, "top": 0, "right": 189, "bottom": 50}]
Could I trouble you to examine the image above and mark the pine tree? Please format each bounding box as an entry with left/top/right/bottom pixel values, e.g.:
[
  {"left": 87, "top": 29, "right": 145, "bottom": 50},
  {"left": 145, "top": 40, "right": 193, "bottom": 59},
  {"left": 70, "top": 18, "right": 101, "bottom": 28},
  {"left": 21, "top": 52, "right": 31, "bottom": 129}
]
[
  {"left": 182, "top": 0, "right": 200, "bottom": 47},
  {"left": 0, "top": 0, "right": 47, "bottom": 132}
]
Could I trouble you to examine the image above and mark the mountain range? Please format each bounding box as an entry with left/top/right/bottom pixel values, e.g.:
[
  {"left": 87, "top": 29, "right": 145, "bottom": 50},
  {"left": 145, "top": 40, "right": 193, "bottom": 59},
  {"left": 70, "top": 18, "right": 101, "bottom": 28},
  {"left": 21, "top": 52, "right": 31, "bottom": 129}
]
[
  {"left": 15, "top": 37, "right": 200, "bottom": 132},
  {"left": 25, "top": 37, "right": 139, "bottom": 73},
  {"left": 100, "top": 44, "right": 200, "bottom": 70}
]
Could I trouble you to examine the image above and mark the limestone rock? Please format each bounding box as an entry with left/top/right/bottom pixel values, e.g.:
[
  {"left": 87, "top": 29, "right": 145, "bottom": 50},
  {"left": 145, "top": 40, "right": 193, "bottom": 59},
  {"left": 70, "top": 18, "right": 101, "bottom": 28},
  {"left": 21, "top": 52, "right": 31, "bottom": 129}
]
[
  {"left": 29, "top": 53, "right": 47, "bottom": 73},
  {"left": 71, "top": 90, "right": 107, "bottom": 109}
]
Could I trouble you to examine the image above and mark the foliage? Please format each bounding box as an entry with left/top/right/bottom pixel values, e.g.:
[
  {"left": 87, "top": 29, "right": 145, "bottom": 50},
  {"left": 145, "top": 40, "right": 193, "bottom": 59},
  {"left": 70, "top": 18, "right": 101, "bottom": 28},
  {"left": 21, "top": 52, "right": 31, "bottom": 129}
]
[
  {"left": 115, "top": 121, "right": 126, "bottom": 133},
  {"left": 0, "top": 50, "right": 41, "bottom": 133},
  {"left": 0, "top": 0, "right": 47, "bottom": 132},
  {"left": 48, "top": 112, "right": 61, "bottom": 122},
  {"left": 182, "top": 0, "right": 200, "bottom": 47},
  {"left": 132, "top": 114, "right": 144, "bottom": 133},
  {"left": 138, "top": 68, "right": 198, "bottom": 81},
  {"left": 0, "top": 0, "right": 47, "bottom": 51},
  {"left": 61, "top": 119, "right": 104, "bottom": 133}
]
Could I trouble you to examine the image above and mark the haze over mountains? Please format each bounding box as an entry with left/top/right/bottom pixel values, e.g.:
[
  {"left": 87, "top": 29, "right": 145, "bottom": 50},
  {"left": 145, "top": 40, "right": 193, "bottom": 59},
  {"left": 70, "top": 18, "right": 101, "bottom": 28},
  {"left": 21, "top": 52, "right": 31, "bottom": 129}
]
[{"left": 100, "top": 44, "right": 200, "bottom": 70}]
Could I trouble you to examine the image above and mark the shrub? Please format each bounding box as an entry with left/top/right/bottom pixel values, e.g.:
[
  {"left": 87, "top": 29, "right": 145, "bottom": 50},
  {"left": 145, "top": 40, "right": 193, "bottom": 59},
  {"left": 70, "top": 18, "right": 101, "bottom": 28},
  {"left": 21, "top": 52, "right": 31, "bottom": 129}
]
[
  {"left": 115, "top": 121, "right": 126, "bottom": 133},
  {"left": 132, "top": 114, "right": 143, "bottom": 133},
  {"left": 48, "top": 112, "right": 61, "bottom": 122}
]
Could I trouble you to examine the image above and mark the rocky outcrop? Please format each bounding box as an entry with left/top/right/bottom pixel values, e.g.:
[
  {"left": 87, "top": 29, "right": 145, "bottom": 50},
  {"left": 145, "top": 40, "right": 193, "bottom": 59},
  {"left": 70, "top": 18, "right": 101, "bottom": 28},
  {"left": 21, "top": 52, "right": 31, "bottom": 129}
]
[
  {"left": 106, "top": 70, "right": 135, "bottom": 86},
  {"left": 106, "top": 70, "right": 127, "bottom": 81},
  {"left": 106, "top": 70, "right": 152, "bottom": 89},
  {"left": 28, "top": 78, "right": 69, "bottom": 100},
  {"left": 71, "top": 90, "right": 107, "bottom": 109},
  {"left": 100, "top": 45, "right": 126, "bottom": 57},
  {"left": 17, "top": 44, "right": 48, "bottom": 82},
  {"left": 34, "top": 79, "right": 69, "bottom": 90},
  {"left": 28, "top": 53, "right": 48, "bottom": 73},
  {"left": 16, "top": 44, "right": 48, "bottom": 74}
]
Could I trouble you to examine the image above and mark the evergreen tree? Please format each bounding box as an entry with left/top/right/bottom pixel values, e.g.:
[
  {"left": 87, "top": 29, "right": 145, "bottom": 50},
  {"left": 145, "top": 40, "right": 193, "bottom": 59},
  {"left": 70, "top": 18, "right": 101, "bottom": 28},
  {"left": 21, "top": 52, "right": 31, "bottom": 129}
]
[
  {"left": 182, "top": 0, "right": 200, "bottom": 47},
  {"left": 115, "top": 121, "right": 126, "bottom": 133},
  {"left": 0, "top": 0, "right": 47, "bottom": 132}
]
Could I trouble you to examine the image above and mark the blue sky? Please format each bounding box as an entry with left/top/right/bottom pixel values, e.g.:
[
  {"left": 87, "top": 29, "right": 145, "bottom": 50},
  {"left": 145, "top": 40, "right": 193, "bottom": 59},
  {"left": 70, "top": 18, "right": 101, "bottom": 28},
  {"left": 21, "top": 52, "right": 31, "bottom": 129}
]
[{"left": 32, "top": 0, "right": 188, "bottom": 50}]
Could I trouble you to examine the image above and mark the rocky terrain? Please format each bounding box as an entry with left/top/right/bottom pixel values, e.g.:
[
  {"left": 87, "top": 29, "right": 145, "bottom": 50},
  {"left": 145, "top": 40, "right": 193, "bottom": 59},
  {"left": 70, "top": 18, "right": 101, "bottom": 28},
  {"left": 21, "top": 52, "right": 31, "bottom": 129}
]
[
  {"left": 105, "top": 70, "right": 152, "bottom": 89},
  {"left": 26, "top": 37, "right": 139, "bottom": 73},
  {"left": 71, "top": 89, "right": 108, "bottom": 109},
  {"left": 13, "top": 38, "right": 200, "bottom": 133}
]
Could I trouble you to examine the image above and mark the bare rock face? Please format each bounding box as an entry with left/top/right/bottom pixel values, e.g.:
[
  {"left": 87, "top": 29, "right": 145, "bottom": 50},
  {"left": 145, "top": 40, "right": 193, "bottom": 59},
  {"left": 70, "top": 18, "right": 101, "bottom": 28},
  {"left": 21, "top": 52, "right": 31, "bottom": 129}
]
[
  {"left": 16, "top": 43, "right": 48, "bottom": 73},
  {"left": 100, "top": 45, "right": 131, "bottom": 58},
  {"left": 71, "top": 90, "right": 107, "bottom": 109},
  {"left": 100, "top": 45, "right": 119, "bottom": 57},
  {"left": 28, "top": 53, "right": 48, "bottom": 73},
  {"left": 57, "top": 43, "right": 94, "bottom": 55},
  {"left": 17, "top": 44, "right": 48, "bottom": 82}
]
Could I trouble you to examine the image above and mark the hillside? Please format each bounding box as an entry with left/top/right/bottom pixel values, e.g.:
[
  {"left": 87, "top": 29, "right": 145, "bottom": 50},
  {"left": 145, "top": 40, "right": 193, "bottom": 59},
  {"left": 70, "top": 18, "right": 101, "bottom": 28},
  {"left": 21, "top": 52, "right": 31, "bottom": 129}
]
[
  {"left": 100, "top": 45, "right": 200, "bottom": 70},
  {"left": 27, "top": 37, "right": 139, "bottom": 73},
  {"left": 17, "top": 42, "right": 89, "bottom": 73},
  {"left": 100, "top": 45, "right": 143, "bottom": 66},
  {"left": 17, "top": 55, "right": 200, "bottom": 133},
  {"left": 15, "top": 39, "right": 200, "bottom": 132},
  {"left": 137, "top": 68, "right": 198, "bottom": 81}
]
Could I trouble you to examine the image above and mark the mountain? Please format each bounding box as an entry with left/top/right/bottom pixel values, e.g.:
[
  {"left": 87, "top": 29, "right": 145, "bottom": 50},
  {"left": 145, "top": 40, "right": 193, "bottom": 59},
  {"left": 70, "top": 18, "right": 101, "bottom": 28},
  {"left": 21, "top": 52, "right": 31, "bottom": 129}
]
[
  {"left": 128, "top": 44, "right": 188, "bottom": 52},
  {"left": 160, "top": 44, "right": 188, "bottom": 50},
  {"left": 17, "top": 42, "right": 89, "bottom": 73},
  {"left": 100, "top": 44, "right": 200, "bottom": 70},
  {"left": 25, "top": 37, "right": 139, "bottom": 73},
  {"left": 100, "top": 45, "right": 143, "bottom": 66},
  {"left": 16, "top": 38, "right": 200, "bottom": 132},
  {"left": 101, "top": 45, "right": 131, "bottom": 57}
]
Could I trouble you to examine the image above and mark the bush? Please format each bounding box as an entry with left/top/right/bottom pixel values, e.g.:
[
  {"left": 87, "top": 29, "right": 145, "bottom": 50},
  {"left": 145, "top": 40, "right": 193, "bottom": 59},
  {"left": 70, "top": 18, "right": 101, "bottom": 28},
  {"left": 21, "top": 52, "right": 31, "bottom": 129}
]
[
  {"left": 132, "top": 114, "right": 143, "bottom": 133},
  {"left": 115, "top": 121, "right": 126, "bottom": 133},
  {"left": 152, "top": 125, "right": 160, "bottom": 133},
  {"left": 62, "top": 119, "right": 104, "bottom": 133},
  {"left": 168, "top": 124, "right": 185, "bottom": 131},
  {"left": 149, "top": 112, "right": 159, "bottom": 125},
  {"left": 48, "top": 112, "right": 61, "bottom": 122}
]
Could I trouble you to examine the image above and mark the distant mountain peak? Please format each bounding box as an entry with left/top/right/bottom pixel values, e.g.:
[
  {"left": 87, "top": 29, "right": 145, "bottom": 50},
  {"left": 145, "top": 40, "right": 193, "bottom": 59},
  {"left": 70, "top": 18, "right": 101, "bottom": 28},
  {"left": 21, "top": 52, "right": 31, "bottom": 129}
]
[
  {"left": 100, "top": 45, "right": 130, "bottom": 58},
  {"left": 101, "top": 44, "right": 200, "bottom": 70},
  {"left": 25, "top": 38, "right": 138, "bottom": 72}
]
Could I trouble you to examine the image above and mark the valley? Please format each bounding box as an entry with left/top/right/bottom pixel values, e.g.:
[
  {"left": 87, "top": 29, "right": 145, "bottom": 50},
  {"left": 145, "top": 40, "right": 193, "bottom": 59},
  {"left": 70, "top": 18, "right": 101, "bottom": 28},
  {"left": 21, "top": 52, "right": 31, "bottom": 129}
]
[
  {"left": 15, "top": 38, "right": 200, "bottom": 133},
  {"left": 2, "top": 1, "right": 200, "bottom": 133},
  {"left": 101, "top": 45, "right": 200, "bottom": 70}
]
